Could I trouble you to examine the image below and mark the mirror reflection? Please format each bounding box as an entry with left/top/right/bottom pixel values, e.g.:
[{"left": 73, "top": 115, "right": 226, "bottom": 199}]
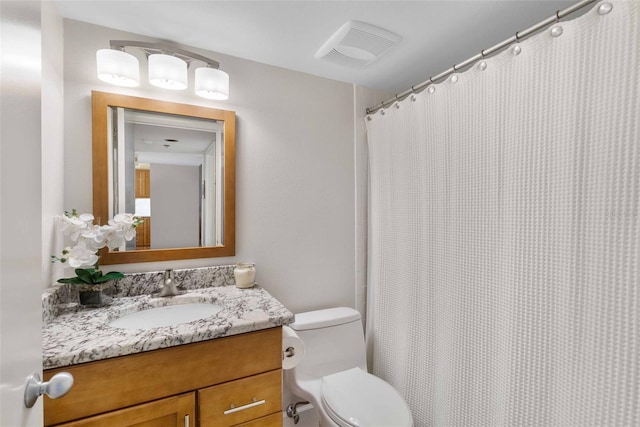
[
  {"left": 92, "top": 91, "right": 236, "bottom": 265},
  {"left": 110, "top": 108, "right": 225, "bottom": 250}
]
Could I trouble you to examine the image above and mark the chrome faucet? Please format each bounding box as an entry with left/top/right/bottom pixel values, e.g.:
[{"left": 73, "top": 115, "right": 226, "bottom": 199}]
[{"left": 159, "top": 269, "right": 179, "bottom": 297}]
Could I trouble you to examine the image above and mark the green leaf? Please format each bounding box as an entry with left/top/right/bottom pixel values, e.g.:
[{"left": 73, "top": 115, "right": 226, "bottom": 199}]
[
  {"left": 57, "top": 269, "right": 123, "bottom": 285},
  {"left": 94, "top": 272, "right": 124, "bottom": 283},
  {"left": 57, "top": 277, "right": 87, "bottom": 285},
  {"left": 75, "top": 269, "right": 97, "bottom": 284}
]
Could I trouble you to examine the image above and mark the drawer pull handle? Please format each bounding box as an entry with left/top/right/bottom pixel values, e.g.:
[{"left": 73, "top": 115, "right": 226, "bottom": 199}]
[
  {"left": 223, "top": 398, "right": 266, "bottom": 415},
  {"left": 184, "top": 414, "right": 189, "bottom": 427}
]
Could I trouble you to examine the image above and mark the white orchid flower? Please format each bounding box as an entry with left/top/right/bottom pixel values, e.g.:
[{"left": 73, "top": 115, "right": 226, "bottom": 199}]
[
  {"left": 78, "top": 213, "right": 94, "bottom": 223},
  {"left": 57, "top": 215, "right": 88, "bottom": 241},
  {"left": 53, "top": 210, "right": 142, "bottom": 286},
  {"left": 100, "top": 225, "right": 122, "bottom": 250},
  {"left": 124, "top": 227, "right": 136, "bottom": 240},
  {"left": 66, "top": 241, "right": 99, "bottom": 268},
  {"left": 112, "top": 212, "right": 135, "bottom": 224},
  {"left": 102, "top": 216, "right": 138, "bottom": 250},
  {"left": 55, "top": 210, "right": 140, "bottom": 271},
  {"left": 79, "top": 224, "right": 107, "bottom": 251},
  {"left": 105, "top": 234, "right": 126, "bottom": 250}
]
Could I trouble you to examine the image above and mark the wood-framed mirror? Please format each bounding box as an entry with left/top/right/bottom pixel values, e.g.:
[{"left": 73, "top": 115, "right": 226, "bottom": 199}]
[{"left": 92, "top": 91, "right": 235, "bottom": 264}]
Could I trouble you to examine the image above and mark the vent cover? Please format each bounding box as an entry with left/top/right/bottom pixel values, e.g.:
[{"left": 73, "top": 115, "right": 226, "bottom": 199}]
[{"left": 315, "top": 21, "right": 401, "bottom": 68}]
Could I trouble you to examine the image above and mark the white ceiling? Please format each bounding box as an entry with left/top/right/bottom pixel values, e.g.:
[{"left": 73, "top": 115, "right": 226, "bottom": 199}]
[
  {"left": 126, "top": 109, "right": 217, "bottom": 166},
  {"left": 55, "top": 0, "right": 576, "bottom": 94}
]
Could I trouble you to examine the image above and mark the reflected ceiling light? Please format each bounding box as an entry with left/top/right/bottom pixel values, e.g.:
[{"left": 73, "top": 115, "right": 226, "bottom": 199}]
[{"left": 96, "top": 40, "right": 229, "bottom": 100}]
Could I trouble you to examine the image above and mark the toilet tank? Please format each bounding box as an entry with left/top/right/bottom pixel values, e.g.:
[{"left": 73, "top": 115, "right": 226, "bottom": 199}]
[{"left": 289, "top": 307, "right": 367, "bottom": 381}]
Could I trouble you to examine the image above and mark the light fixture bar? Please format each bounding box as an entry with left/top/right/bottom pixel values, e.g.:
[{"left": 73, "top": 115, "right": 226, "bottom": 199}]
[
  {"left": 109, "top": 40, "right": 220, "bottom": 69},
  {"left": 97, "top": 39, "right": 229, "bottom": 100}
]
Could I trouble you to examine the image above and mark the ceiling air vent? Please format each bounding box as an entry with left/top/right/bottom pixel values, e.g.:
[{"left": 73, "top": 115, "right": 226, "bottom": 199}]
[{"left": 315, "top": 20, "right": 402, "bottom": 69}]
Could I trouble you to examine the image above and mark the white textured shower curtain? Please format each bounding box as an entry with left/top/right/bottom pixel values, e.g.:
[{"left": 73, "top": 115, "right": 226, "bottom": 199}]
[{"left": 366, "top": 1, "right": 639, "bottom": 426}]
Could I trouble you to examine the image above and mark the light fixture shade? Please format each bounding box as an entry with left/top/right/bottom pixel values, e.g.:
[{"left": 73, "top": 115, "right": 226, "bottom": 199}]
[
  {"left": 148, "top": 54, "right": 188, "bottom": 90},
  {"left": 96, "top": 49, "right": 140, "bottom": 87},
  {"left": 195, "top": 67, "right": 229, "bottom": 100}
]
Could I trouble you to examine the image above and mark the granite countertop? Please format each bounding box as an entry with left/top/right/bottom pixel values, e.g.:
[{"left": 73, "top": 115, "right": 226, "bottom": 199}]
[{"left": 43, "top": 265, "right": 294, "bottom": 369}]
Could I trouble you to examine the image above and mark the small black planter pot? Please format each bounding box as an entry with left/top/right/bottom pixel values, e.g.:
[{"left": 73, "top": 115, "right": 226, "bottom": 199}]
[{"left": 77, "top": 283, "right": 114, "bottom": 307}]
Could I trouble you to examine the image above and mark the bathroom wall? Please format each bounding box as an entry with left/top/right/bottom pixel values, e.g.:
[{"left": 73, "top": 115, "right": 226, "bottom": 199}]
[
  {"left": 150, "top": 164, "right": 200, "bottom": 249},
  {"left": 42, "top": 1, "right": 65, "bottom": 289},
  {"left": 354, "top": 86, "right": 384, "bottom": 323},
  {"left": 61, "top": 19, "right": 389, "bottom": 313}
]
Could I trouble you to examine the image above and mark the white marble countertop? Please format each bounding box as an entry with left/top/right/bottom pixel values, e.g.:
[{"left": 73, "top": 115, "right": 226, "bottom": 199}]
[{"left": 43, "top": 284, "right": 294, "bottom": 369}]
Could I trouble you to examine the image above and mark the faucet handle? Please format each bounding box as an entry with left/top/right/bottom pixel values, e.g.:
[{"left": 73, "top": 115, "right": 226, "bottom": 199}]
[{"left": 158, "top": 269, "right": 179, "bottom": 297}]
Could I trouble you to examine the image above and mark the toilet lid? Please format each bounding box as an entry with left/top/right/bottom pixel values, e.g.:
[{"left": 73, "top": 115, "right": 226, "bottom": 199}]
[{"left": 321, "top": 368, "right": 413, "bottom": 427}]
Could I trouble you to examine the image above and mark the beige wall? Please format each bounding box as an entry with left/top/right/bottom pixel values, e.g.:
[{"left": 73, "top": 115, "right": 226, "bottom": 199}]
[
  {"left": 42, "top": 0, "right": 65, "bottom": 288},
  {"left": 150, "top": 164, "right": 200, "bottom": 249},
  {"left": 61, "top": 19, "right": 389, "bottom": 314}
]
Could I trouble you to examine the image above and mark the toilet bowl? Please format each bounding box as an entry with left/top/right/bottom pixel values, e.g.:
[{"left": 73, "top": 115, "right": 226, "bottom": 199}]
[{"left": 284, "top": 307, "right": 413, "bottom": 427}]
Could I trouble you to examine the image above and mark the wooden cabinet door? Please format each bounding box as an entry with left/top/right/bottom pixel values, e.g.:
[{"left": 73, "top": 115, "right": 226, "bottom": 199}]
[
  {"left": 136, "top": 217, "right": 151, "bottom": 249},
  {"left": 55, "top": 392, "right": 195, "bottom": 427},
  {"left": 136, "top": 169, "right": 150, "bottom": 198}
]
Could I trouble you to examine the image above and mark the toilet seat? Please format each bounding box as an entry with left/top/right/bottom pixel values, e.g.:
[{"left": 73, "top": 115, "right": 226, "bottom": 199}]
[{"left": 321, "top": 367, "right": 413, "bottom": 427}]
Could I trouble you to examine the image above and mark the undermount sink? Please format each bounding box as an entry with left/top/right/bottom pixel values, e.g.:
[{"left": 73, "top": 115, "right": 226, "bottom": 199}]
[{"left": 108, "top": 303, "right": 223, "bottom": 330}]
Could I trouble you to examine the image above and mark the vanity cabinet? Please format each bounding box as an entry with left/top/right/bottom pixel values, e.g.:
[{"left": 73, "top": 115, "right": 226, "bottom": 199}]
[{"left": 44, "top": 328, "right": 283, "bottom": 427}]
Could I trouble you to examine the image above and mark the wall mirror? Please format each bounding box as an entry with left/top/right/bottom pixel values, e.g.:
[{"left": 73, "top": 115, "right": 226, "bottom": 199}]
[{"left": 92, "top": 91, "right": 235, "bottom": 264}]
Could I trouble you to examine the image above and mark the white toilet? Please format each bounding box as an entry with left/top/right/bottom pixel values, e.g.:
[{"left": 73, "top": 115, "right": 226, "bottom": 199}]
[{"left": 284, "top": 307, "right": 413, "bottom": 427}]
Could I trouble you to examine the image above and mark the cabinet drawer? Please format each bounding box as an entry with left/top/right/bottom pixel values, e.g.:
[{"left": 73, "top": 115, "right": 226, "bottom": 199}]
[
  {"left": 198, "top": 369, "right": 282, "bottom": 427},
  {"left": 55, "top": 392, "right": 195, "bottom": 427},
  {"left": 235, "top": 412, "right": 283, "bottom": 427}
]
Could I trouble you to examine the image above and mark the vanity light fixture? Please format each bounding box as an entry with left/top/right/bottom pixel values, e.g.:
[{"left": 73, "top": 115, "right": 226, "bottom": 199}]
[
  {"left": 148, "top": 53, "right": 188, "bottom": 90},
  {"left": 96, "top": 49, "right": 140, "bottom": 87},
  {"left": 194, "top": 67, "right": 229, "bottom": 100},
  {"left": 96, "top": 40, "right": 230, "bottom": 100}
]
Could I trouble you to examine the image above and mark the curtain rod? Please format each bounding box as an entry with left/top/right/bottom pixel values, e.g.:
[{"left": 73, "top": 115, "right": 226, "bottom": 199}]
[{"left": 366, "top": 0, "right": 598, "bottom": 115}]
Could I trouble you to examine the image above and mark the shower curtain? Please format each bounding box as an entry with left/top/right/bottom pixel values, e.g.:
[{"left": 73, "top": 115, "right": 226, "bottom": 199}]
[{"left": 366, "top": 1, "right": 639, "bottom": 426}]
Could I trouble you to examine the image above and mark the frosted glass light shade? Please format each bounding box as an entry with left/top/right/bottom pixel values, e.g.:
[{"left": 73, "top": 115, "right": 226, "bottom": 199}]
[
  {"left": 96, "top": 49, "right": 140, "bottom": 87},
  {"left": 148, "top": 54, "right": 188, "bottom": 90},
  {"left": 195, "top": 67, "right": 229, "bottom": 100}
]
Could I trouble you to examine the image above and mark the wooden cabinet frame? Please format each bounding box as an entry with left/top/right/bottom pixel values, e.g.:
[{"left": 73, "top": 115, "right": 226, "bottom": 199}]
[{"left": 44, "top": 328, "right": 282, "bottom": 426}]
